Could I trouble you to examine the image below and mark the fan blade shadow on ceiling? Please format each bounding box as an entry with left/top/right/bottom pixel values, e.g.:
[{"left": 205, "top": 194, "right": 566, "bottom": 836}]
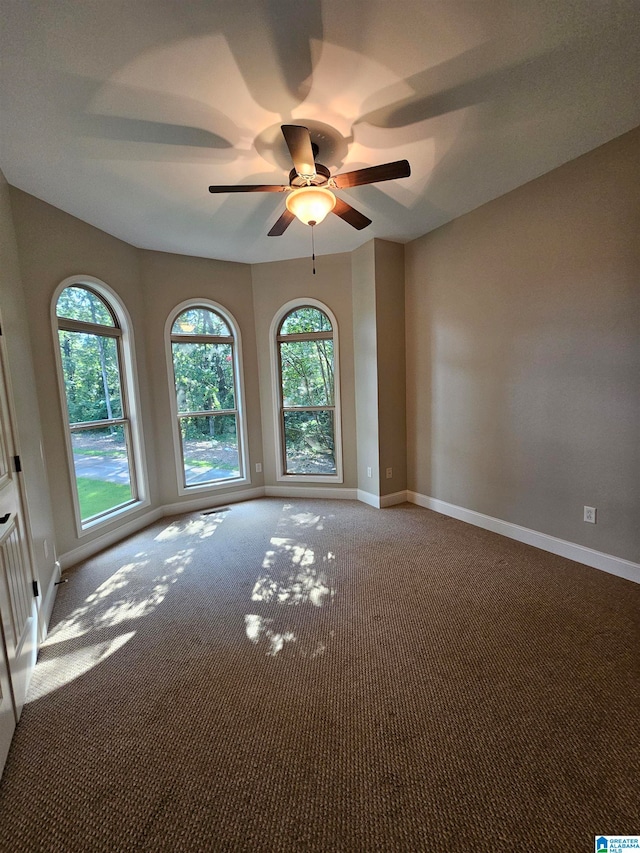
[
  {"left": 336, "top": 180, "right": 432, "bottom": 233},
  {"left": 77, "top": 114, "right": 242, "bottom": 163},
  {"left": 221, "top": 0, "right": 323, "bottom": 115},
  {"left": 356, "top": 36, "right": 599, "bottom": 132},
  {"left": 81, "top": 115, "right": 233, "bottom": 149},
  {"left": 213, "top": 191, "right": 287, "bottom": 242},
  {"left": 55, "top": 72, "right": 245, "bottom": 162}
]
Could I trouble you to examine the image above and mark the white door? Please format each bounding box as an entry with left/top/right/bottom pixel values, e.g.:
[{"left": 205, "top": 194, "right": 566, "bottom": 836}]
[
  {"left": 0, "top": 609, "right": 14, "bottom": 774},
  {"left": 0, "top": 321, "right": 38, "bottom": 775}
]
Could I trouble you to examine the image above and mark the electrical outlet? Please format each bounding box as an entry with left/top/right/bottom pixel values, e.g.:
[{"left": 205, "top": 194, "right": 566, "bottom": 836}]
[
  {"left": 255, "top": 462, "right": 262, "bottom": 473},
  {"left": 367, "top": 466, "right": 372, "bottom": 478},
  {"left": 584, "top": 506, "right": 596, "bottom": 524},
  {"left": 386, "top": 467, "right": 393, "bottom": 479}
]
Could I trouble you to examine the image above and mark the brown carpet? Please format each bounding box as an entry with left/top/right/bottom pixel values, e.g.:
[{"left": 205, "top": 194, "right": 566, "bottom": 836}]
[{"left": 0, "top": 498, "right": 638, "bottom": 852}]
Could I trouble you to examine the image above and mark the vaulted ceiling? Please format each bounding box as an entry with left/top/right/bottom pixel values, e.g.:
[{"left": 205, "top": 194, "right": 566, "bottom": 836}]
[{"left": 1, "top": 0, "right": 639, "bottom": 264}]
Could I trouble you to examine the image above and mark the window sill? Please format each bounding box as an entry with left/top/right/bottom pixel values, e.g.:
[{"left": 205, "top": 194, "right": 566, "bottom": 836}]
[
  {"left": 276, "top": 473, "right": 343, "bottom": 485},
  {"left": 177, "top": 475, "right": 251, "bottom": 496},
  {"left": 78, "top": 497, "right": 151, "bottom": 537}
]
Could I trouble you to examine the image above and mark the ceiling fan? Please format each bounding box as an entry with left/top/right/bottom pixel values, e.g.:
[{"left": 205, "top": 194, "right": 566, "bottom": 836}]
[{"left": 208, "top": 125, "right": 411, "bottom": 236}]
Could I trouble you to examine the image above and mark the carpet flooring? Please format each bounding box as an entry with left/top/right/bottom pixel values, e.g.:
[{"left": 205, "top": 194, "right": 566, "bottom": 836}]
[{"left": 0, "top": 498, "right": 638, "bottom": 852}]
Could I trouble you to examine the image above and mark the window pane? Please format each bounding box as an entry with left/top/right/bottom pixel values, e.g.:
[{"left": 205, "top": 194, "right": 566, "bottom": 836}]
[
  {"left": 172, "top": 342, "right": 235, "bottom": 413},
  {"left": 180, "top": 415, "right": 239, "bottom": 485},
  {"left": 59, "top": 330, "right": 123, "bottom": 423},
  {"left": 280, "top": 307, "right": 331, "bottom": 335},
  {"left": 56, "top": 286, "right": 115, "bottom": 326},
  {"left": 71, "top": 426, "right": 133, "bottom": 520},
  {"left": 172, "top": 308, "right": 230, "bottom": 336},
  {"left": 283, "top": 410, "right": 336, "bottom": 474},
  {"left": 280, "top": 339, "right": 334, "bottom": 407}
]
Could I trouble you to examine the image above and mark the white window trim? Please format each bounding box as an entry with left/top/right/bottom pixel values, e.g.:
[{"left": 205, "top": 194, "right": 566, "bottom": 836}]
[
  {"left": 51, "top": 275, "right": 150, "bottom": 537},
  {"left": 270, "top": 298, "right": 343, "bottom": 484},
  {"left": 165, "top": 299, "right": 250, "bottom": 496}
]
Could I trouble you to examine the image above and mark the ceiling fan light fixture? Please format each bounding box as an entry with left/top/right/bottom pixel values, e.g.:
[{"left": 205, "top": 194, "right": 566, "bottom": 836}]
[{"left": 286, "top": 186, "right": 336, "bottom": 226}]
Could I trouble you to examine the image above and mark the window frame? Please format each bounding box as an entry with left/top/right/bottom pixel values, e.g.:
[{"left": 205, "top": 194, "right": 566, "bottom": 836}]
[
  {"left": 165, "top": 299, "right": 250, "bottom": 495},
  {"left": 270, "top": 299, "right": 343, "bottom": 484},
  {"left": 51, "top": 276, "right": 150, "bottom": 535}
]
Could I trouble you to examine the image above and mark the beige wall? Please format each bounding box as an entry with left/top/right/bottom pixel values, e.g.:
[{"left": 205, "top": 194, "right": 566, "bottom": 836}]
[
  {"left": 251, "top": 252, "right": 357, "bottom": 489},
  {"left": 0, "top": 175, "right": 57, "bottom": 596},
  {"left": 352, "top": 242, "right": 379, "bottom": 494},
  {"left": 374, "top": 240, "right": 406, "bottom": 497},
  {"left": 406, "top": 127, "right": 640, "bottom": 563},
  {"left": 352, "top": 239, "right": 407, "bottom": 498},
  {"left": 9, "top": 189, "right": 158, "bottom": 558},
  {"left": 137, "top": 250, "right": 263, "bottom": 505}
]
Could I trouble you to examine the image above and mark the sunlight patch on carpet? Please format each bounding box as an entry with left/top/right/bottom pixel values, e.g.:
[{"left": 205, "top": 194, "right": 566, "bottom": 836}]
[{"left": 27, "top": 631, "right": 136, "bottom": 702}]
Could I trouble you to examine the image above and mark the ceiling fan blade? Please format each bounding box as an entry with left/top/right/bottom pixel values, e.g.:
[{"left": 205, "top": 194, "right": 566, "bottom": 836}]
[
  {"left": 333, "top": 159, "right": 411, "bottom": 189},
  {"left": 209, "top": 184, "right": 288, "bottom": 193},
  {"left": 268, "top": 209, "right": 296, "bottom": 237},
  {"left": 332, "top": 198, "right": 372, "bottom": 230},
  {"left": 282, "top": 125, "right": 316, "bottom": 178}
]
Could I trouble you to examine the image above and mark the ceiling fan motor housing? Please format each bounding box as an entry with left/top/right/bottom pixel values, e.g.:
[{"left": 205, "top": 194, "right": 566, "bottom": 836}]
[{"left": 289, "top": 162, "right": 331, "bottom": 188}]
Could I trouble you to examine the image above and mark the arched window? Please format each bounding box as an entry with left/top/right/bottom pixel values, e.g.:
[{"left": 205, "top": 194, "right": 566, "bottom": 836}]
[
  {"left": 273, "top": 301, "right": 342, "bottom": 481},
  {"left": 54, "top": 279, "right": 146, "bottom": 529},
  {"left": 168, "top": 302, "right": 247, "bottom": 490}
]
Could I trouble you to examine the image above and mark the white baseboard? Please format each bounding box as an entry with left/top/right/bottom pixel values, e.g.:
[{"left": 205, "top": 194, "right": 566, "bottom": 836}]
[
  {"left": 59, "top": 508, "right": 163, "bottom": 570},
  {"left": 162, "top": 486, "right": 266, "bottom": 517},
  {"left": 407, "top": 491, "right": 640, "bottom": 585},
  {"left": 358, "top": 489, "right": 408, "bottom": 509},
  {"left": 265, "top": 486, "right": 358, "bottom": 501},
  {"left": 357, "top": 489, "right": 380, "bottom": 508},
  {"left": 37, "top": 559, "right": 61, "bottom": 643},
  {"left": 380, "top": 490, "right": 408, "bottom": 508}
]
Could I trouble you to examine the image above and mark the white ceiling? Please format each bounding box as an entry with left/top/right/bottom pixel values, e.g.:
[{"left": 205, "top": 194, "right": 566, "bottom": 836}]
[{"left": 1, "top": 0, "right": 639, "bottom": 264}]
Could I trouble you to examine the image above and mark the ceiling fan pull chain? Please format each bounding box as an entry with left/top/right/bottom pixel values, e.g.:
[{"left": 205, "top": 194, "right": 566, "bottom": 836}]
[{"left": 311, "top": 223, "right": 316, "bottom": 275}]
